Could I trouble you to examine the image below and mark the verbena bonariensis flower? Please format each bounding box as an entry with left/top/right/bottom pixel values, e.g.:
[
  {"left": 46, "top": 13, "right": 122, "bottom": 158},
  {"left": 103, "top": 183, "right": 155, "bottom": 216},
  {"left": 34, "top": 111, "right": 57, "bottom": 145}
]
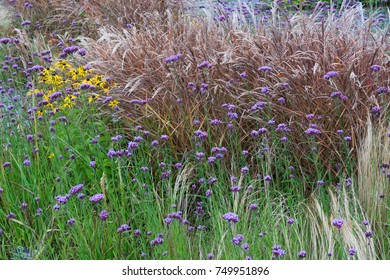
[
  {"left": 55, "top": 195, "right": 69, "bottom": 205},
  {"left": 150, "top": 233, "right": 164, "bottom": 246},
  {"left": 242, "top": 243, "right": 249, "bottom": 250},
  {"left": 197, "top": 60, "right": 212, "bottom": 69},
  {"left": 258, "top": 66, "right": 272, "bottom": 72},
  {"left": 223, "top": 212, "right": 239, "bottom": 223},
  {"left": 365, "top": 230, "right": 373, "bottom": 238},
  {"left": 298, "top": 251, "right": 306, "bottom": 259},
  {"left": 332, "top": 218, "right": 344, "bottom": 229},
  {"left": 251, "top": 101, "right": 267, "bottom": 111},
  {"left": 370, "top": 64, "right": 381, "bottom": 72},
  {"left": 0, "top": 228, "right": 3, "bottom": 235},
  {"left": 305, "top": 127, "right": 321, "bottom": 136},
  {"left": 272, "top": 245, "right": 286, "bottom": 258},
  {"left": 287, "top": 218, "right": 295, "bottom": 225},
  {"left": 232, "top": 234, "right": 244, "bottom": 245},
  {"left": 207, "top": 253, "right": 214, "bottom": 260},
  {"left": 99, "top": 210, "right": 109, "bottom": 221},
  {"left": 317, "top": 180, "right": 324, "bottom": 186},
  {"left": 249, "top": 203, "right": 258, "bottom": 210},
  {"left": 67, "top": 218, "right": 75, "bottom": 226},
  {"left": 348, "top": 248, "right": 356, "bottom": 256},
  {"left": 117, "top": 224, "right": 130, "bottom": 233},
  {"left": 194, "top": 130, "right": 208, "bottom": 140},
  {"left": 323, "top": 71, "right": 338, "bottom": 79},
  {"left": 89, "top": 193, "right": 104, "bottom": 203},
  {"left": 164, "top": 53, "right": 182, "bottom": 63},
  {"left": 20, "top": 202, "right": 28, "bottom": 210},
  {"left": 6, "top": 212, "right": 16, "bottom": 220},
  {"left": 70, "top": 184, "right": 83, "bottom": 195},
  {"left": 362, "top": 220, "right": 369, "bottom": 226},
  {"left": 2, "top": 162, "right": 11, "bottom": 168}
]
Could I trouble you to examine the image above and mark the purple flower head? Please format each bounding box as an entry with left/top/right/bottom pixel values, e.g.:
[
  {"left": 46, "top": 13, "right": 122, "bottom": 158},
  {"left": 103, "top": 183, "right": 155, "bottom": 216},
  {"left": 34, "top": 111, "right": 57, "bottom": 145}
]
[
  {"left": 194, "top": 130, "right": 208, "bottom": 140},
  {"left": 362, "top": 220, "right": 369, "bottom": 226},
  {"left": 365, "top": 230, "right": 373, "bottom": 238},
  {"left": 2, "top": 162, "right": 11, "bottom": 168},
  {"left": 323, "top": 71, "right": 338, "bottom": 79},
  {"left": 6, "top": 212, "right": 16, "bottom": 220},
  {"left": 272, "top": 245, "right": 286, "bottom": 258},
  {"left": 241, "top": 166, "right": 249, "bottom": 174},
  {"left": 0, "top": 228, "right": 3, "bottom": 235},
  {"left": 348, "top": 248, "right": 356, "bottom": 256},
  {"left": 197, "top": 60, "right": 212, "bottom": 69},
  {"left": 240, "top": 72, "right": 248, "bottom": 78},
  {"left": 174, "top": 162, "right": 182, "bottom": 170},
  {"left": 298, "top": 251, "right": 306, "bottom": 258},
  {"left": 67, "top": 218, "right": 75, "bottom": 225},
  {"left": 241, "top": 243, "right": 249, "bottom": 250},
  {"left": 251, "top": 101, "right": 267, "bottom": 111},
  {"left": 332, "top": 218, "right": 344, "bottom": 229},
  {"left": 89, "top": 193, "right": 104, "bottom": 203},
  {"left": 317, "top": 180, "right": 324, "bottom": 186},
  {"left": 249, "top": 203, "right": 258, "bottom": 210},
  {"left": 70, "top": 184, "right": 83, "bottom": 195},
  {"left": 99, "top": 210, "right": 109, "bottom": 221},
  {"left": 305, "top": 127, "right": 322, "bottom": 136},
  {"left": 370, "top": 64, "right": 381, "bottom": 72},
  {"left": 53, "top": 204, "right": 60, "bottom": 211},
  {"left": 21, "top": 20, "right": 31, "bottom": 26},
  {"left": 77, "top": 193, "right": 85, "bottom": 200},
  {"left": 287, "top": 217, "right": 295, "bottom": 225},
  {"left": 376, "top": 86, "right": 388, "bottom": 95},
  {"left": 207, "top": 253, "right": 214, "bottom": 260},
  {"left": 232, "top": 234, "right": 244, "bottom": 245},
  {"left": 258, "top": 66, "right": 272, "bottom": 72},
  {"left": 55, "top": 195, "right": 68, "bottom": 205},
  {"left": 223, "top": 212, "right": 239, "bottom": 223},
  {"left": 20, "top": 202, "right": 28, "bottom": 210},
  {"left": 117, "top": 224, "right": 130, "bottom": 233},
  {"left": 164, "top": 53, "right": 182, "bottom": 64}
]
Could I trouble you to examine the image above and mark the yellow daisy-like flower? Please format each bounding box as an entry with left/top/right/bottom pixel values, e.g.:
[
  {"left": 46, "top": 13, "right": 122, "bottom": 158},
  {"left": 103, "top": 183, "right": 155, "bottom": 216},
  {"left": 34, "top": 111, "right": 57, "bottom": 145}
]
[
  {"left": 54, "top": 60, "right": 71, "bottom": 71},
  {"left": 108, "top": 99, "right": 120, "bottom": 108}
]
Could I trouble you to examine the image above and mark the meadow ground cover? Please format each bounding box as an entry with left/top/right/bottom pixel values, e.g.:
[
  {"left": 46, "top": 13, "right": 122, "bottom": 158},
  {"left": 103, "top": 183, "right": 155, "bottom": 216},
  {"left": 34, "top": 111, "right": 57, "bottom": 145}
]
[{"left": 0, "top": 0, "right": 388, "bottom": 260}]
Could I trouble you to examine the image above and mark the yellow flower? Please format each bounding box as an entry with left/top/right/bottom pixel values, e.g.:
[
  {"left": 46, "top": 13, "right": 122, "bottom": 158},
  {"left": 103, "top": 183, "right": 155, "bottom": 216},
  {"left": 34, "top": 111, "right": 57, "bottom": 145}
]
[
  {"left": 108, "top": 99, "right": 120, "bottom": 108},
  {"left": 77, "top": 66, "right": 87, "bottom": 78},
  {"left": 54, "top": 60, "right": 71, "bottom": 71},
  {"left": 48, "top": 153, "right": 55, "bottom": 159}
]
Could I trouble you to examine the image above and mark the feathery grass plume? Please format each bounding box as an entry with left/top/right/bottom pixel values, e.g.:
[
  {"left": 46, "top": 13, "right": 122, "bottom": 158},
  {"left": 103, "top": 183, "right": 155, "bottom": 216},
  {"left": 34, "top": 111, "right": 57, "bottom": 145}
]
[{"left": 79, "top": 4, "right": 389, "bottom": 180}]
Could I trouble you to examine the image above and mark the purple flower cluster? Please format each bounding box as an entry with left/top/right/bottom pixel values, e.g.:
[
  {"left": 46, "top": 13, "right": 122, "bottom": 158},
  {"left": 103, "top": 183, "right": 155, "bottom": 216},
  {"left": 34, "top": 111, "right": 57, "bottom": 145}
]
[
  {"left": 332, "top": 218, "right": 344, "bottom": 229},
  {"left": 117, "top": 224, "right": 130, "bottom": 233},
  {"left": 223, "top": 212, "right": 239, "bottom": 223},
  {"left": 89, "top": 193, "right": 104, "bottom": 203},
  {"left": 164, "top": 53, "right": 182, "bottom": 64},
  {"left": 272, "top": 245, "right": 286, "bottom": 258},
  {"left": 232, "top": 234, "right": 244, "bottom": 245}
]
